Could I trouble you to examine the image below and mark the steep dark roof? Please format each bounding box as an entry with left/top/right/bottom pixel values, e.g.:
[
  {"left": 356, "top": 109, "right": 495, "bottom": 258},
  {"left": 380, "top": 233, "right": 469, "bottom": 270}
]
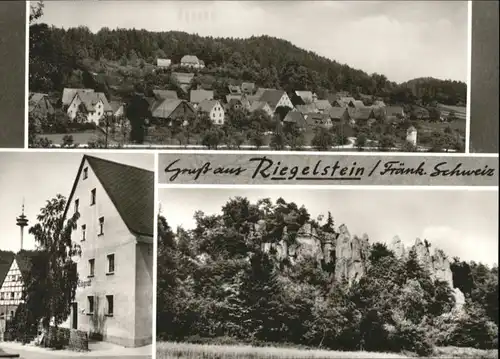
[
  {"left": 259, "top": 89, "right": 286, "bottom": 109},
  {"left": 64, "top": 156, "right": 154, "bottom": 238},
  {"left": 0, "top": 250, "right": 15, "bottom": 287},
  {"left": 283, "top": 111, "right": 307, "bottom": 128},
  {"left": 329, "top": 107, "right": 349, "bottom": 120}
]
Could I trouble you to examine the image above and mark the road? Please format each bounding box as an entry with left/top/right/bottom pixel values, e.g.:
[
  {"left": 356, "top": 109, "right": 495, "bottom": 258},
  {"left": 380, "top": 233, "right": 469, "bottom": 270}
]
[{"left": 4, "top": 348, "right": 151, "bottom": 359}]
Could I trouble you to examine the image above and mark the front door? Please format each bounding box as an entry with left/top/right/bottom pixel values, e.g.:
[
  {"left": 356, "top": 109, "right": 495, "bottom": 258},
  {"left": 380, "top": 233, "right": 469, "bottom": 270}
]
[{"left": 71, "top": 302, "right": 78, "bottom": 329}]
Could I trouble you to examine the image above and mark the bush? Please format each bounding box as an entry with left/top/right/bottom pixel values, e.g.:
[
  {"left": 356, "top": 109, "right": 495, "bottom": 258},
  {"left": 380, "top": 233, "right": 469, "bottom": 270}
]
[{"left": 388, "top": 320, "right": 434, "bottom": 357}]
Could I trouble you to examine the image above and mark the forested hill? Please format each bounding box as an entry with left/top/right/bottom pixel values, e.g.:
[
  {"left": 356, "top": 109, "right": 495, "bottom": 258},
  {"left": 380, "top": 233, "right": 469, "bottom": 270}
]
[{"left": 30, "top": 24, "right": 466, "bottom": 105}]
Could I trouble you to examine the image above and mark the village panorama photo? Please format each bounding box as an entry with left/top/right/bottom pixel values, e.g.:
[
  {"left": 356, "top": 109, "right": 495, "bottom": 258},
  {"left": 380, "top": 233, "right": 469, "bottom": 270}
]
[
  {"left": 28, "top": 1, "right": 468, "bottom": 152},
  {"left": 156, "top": 187, "right": 498, "bottom": 359},
  {"left": 0, "top": 152, "right": 154, "bottom": 359}
]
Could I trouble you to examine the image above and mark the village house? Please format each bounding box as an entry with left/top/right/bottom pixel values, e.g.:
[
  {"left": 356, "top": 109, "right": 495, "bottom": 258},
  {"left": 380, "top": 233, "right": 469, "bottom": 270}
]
[
  {"left": 152, "top": 90, "right": 178, "bottom": 101},
  {"left": 305, "top": 113, "right": 332, "bottom": 128},
  {"left": 28, "top": 92, "right": 54, "bottom": 117},
  {"left": 228, "top": 85, "right": 241, "bottom": 95},
  {"left": 171, "top": 72, "right": 195, "bottom": 93},
  {"left": 314, "top": 99, "right": 332, "bottom": 113},
  {"left": 258, "top": 89, "right": 294, "bottom": 113},
  {"left": 349, "top": 100, "right": 365, "bottom": 109},
  {"left": 294, "top": 91, "right": 317, "bottom": 104},
  {"left": 348, "top": 107, "right": 376, "bottom": 126},
  {"left": 241, "top": 82, "right": 255, "bottom": 95},
  {"left": 225, "top": 95, "right": 244, "bottom": 111},
  {"left": 411, "top": 106, "right": 430, "bottom": 120},
  {"left": 156, "top": 58, "right": 172, "bottom": 68},
  {"left": 151, "top": 99, "right": 196, "bottom": 126},
  {"left": 406, "top": 126, "right": 418, "bottom": 146},
  {"left": 67, "top": 91, "right": 113, "bottom": 125},
  {"left": 62, "top": 88, "right": 95, "bottom": 108},
  {"left": 146, "top": 90, "right": 180, "bottom": 118},
  {"left": 180, "top": 55, "right": 205, "bottom": 69},
  {"left": 190, "top": 89, "right": 214, "bottom": 108},
  {"left": 328, "top": 107, "right": 351, "bottom": 124},
  {"left": 0, "top": 251, "right": 38, "bottom": 327},
  {"left": 58, "top": 155, "right": 153, "bottom": 347},
  {"left": 385, "top": 106, "right": 405, "bottom": 118},
  {"left": 109, "top": 101, "right": 125, "bottom": 118},
  {"left": 283, "top": 111, "right": 307, "bottom": 130},
  {"left": 249, "top": 101, "right": 274, "bottom": 118},
  {"left": 296, "top": 103, "right": 319, "bottom": 115},
  {"left": 373, "top": 100, "right": 386, "bottom": 108},
  {"left": 197, "top": 100, "right": 225, "bottom": 125},
  {"left": 333, "top": 96, "right": 356, "bottom": 108}
]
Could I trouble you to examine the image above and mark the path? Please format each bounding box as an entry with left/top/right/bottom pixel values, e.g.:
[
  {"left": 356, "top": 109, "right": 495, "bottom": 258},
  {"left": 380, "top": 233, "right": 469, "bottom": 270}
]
[{"left": 0, "top": 342, "right": 152, "bottom": 359}]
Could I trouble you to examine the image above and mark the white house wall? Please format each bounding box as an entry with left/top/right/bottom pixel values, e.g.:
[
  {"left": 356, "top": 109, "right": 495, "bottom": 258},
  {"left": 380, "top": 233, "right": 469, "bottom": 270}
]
[
  {"left": 0, "top": 259, "right": 24, "bottom": 320},
  {"left": 209, "top": 102, "right": 225, "bottom": 125},
  {"left": 60, "top": 157, "right": 146, "bottom": 347}
]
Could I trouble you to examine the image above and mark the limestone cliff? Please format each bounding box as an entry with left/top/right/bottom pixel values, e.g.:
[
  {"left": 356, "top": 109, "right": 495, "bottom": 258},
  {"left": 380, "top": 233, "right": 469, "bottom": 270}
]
[
  {"left": 334, "top": 225, "right": 370, "bottom": 284},
  {"left": 389, "top": 236, "right": 465, "bottom": 308},
  {"left": 261, "top": 221, "right": 464, "bottom": 308}
]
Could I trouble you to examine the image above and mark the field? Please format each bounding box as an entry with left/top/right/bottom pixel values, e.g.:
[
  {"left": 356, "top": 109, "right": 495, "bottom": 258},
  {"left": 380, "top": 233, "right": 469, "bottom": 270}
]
[
  {"left": 156, "top": 342, "right": 499, "bottom": 359},
  {"left": 156, "top": 342, "right": 409, "bottom": 359}
]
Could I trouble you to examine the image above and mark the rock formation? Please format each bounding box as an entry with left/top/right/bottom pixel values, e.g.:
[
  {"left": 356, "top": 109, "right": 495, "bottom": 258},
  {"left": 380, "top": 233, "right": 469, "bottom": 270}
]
[
  {"left": 334, "top": 225, "right": 370, "bottom": 284},
  {"left": 261, "top": 221, "right": 465, "bottom": 309},
  {"left": 391, "top": 235, "right": 406, "bottom": 258},
  {"left": 389, "top": 236, "right": 464, "bottom": 307}
]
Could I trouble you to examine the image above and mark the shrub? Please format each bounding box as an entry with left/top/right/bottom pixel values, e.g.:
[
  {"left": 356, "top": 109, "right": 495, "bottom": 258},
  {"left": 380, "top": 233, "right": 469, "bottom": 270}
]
[{"left": 388, "top": 320, "right": 434, "bottom": 357}]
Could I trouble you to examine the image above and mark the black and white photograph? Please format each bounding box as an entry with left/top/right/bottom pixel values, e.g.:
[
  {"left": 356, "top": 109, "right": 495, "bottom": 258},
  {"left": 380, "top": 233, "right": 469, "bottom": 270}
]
[
  {"left": 28, "top": 1, "right": 468, "bottom": 152},
  {"left": 156, "top": 188, "right": 498, "bottom": 359},
  {"left": 0, "top": 152, "right": 153, "bottom": 359}
]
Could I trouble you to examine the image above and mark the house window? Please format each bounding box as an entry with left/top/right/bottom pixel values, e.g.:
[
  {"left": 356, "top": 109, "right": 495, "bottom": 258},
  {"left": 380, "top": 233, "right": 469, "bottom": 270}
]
[
  {"left": 90, "top": 189, "right": 96, "bottom": 205},
  {"left": 88, "top": 259, "right": 95, "bottom": 277},
  {"left": 87, "top": 296, "right": 94, "bottom": 314},
  {"left": 106, "top": 295, "right": 114, "bottom": 316},
  {"left": 10, "top": 311, "right": 13, "bottom": 318},
  {"left": 75, "top": 199, "right": 79, "bottom": 214},
  {"left": 81, "top": 224, "right": 86, "bottom": 241},
  {"left": 0, "top": 293, "right": 4, "bottom": 300},
  {"left": 10, "top": 292, "right": 14, "bottom": 299},
  {"left": 107, "top": 254, "right": 115, "bottom": 274},
  {"left": 83, "top": 167, "right": 88, "bottom": 180},
  {"left": 99, "top": 217, "right": 104, "bottom": 235}
]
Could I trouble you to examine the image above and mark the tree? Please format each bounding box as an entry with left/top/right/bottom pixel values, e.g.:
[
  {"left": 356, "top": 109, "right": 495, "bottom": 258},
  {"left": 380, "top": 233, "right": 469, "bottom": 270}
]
[
  {"left": 270, "top": 131, "right": 286, "bottom": 150},
  {"left": 249, "top": 130, "right": 264, "bottom": 149},
  {"left": 378, "top": 134, "right": 396, "bottom": 152},
  {"left": 126, "top": 95, "right": 150, "bottom": 144},
  {"left": 156, "top": 215, "right": 180, "bottom": 339},
  {"left": 25, "top": 195, "right": 81, "bottom": 342},
  {"left": 355, "top": 133, "right": 367, "bottom": 151},
  {"left": 312, "top": 127, "right": 333, "bottom": 150},
  {"left": 202, "top": 127, "right": 225, "bottom": 149},
  {"left": 62, "top": 134, "right": 74, "bottom": 147}
]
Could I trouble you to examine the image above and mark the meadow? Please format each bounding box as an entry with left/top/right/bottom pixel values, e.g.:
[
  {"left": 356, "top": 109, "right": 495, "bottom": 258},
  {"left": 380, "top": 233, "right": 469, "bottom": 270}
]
[{"left": 155, "top": 341, "right": 498, "bottom": 359}]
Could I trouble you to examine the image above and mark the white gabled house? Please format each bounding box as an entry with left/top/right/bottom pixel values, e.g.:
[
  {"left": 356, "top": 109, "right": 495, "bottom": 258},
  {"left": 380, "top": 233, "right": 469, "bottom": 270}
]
[
  {"left": 67, "top": 91, "right": 113, "bottom": 125},
  {"left": 59, "top": 155, "right": 154, "bottom": 347},
  {"left": 197, "top": 100, "right": 225, "bottom": 125}
]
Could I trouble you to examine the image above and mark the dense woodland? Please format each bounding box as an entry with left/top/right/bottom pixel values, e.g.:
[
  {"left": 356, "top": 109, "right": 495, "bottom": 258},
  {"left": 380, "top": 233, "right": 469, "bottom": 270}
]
[
  {"left": 30, "top": 23, "right": 467, "bottom": 106},
  {"left": 157, "top": 197, "right": 498, "bottom": 357}
]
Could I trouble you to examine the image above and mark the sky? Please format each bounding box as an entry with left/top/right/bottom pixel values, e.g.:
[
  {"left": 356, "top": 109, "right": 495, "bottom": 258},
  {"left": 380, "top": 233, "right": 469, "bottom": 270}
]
[
  {"left": 38, "top": 1, "right": 469, "bottom": 83},
  {"left": 0, "top": 151, "right": 154, "bottom": 253},
  {"left": 159, "top": 188, "right": 498, "bottom": 267}
]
